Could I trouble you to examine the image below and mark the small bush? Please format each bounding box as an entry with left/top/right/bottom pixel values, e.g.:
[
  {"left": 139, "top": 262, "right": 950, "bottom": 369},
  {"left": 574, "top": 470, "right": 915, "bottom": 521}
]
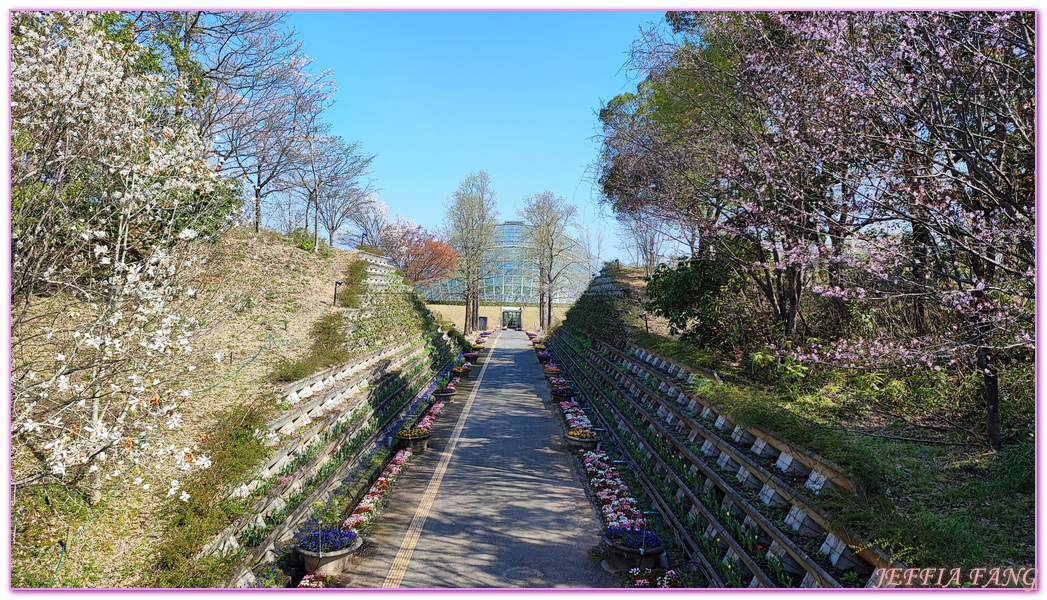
[
  {"left": 271, "top": 314, "right": 351, "bottom": 382},
  {"left": 148, "top": 402, "right": 273, "bottom": 587},
  {"left": 355, "top": 244, "right": 385, "bottom": 256},
  {"left": 336, "top": 260, "right": 368, "bottom": 308}
]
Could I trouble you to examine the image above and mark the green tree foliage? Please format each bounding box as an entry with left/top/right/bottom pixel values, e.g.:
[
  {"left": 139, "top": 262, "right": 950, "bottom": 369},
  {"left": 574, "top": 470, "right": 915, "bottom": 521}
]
[{"left": 643, "top": 257, "right": 733, "bottom": 347}]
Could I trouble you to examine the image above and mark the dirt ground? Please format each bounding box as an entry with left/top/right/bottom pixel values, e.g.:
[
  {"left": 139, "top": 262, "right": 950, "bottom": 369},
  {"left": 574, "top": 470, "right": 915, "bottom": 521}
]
[{"left": 610, "top": 268, "right": 677, "bottom": 339}]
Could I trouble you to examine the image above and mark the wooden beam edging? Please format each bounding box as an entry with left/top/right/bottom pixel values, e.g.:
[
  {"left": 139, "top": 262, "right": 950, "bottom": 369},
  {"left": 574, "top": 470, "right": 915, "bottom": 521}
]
[
  {"left": 567, "top": 346, "right": 828, "bottom": 588},
  {"left": 622, "top": 340, "right": 722, "bottom": 384},
  {"left": 589, "top": 349, "right": 828, "bottom": 513},
  {"left": 275, "top": 337, "right": 411, "bottom": 397},
  {"left": 553, "top": 341, "right": 753, "bottom": 587},
  {"left": 571, "top": 333, "right": 902, "bottom": 582},
  {"left": 560, "top": 355, "right": 726, "bottom": 587},
  {"left": 595, "top": 339, "right": 856, "bottom": 494},
  {"left": 267, "top": 341, "right": 421, "bottom": 434}
]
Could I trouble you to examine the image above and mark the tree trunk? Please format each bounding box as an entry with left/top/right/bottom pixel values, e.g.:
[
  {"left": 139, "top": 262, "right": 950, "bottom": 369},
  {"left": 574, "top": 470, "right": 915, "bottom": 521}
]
[
  {"left": 977, "top": 345, "right": 1002, "bottom": 450},
  {"left": 463, "top": 290, "right": 471, "bottom": 335},
  {"left": 254, "top": 185, "right": 262, "bottom": 234},
  {"left": 313, "top": 205, "right": 319, "bottom": 253},
  {"left": 912, "top": 220, "right": 930, "bottom": 337}
]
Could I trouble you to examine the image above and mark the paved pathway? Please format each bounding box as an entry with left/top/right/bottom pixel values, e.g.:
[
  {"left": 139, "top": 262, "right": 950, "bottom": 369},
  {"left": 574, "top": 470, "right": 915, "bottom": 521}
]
[{"left": 340, "top": 329, "right": 617, "bottom": 588}]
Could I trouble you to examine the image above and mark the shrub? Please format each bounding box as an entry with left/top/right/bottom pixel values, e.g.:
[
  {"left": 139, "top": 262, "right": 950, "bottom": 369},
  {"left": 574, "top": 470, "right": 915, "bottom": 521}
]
[{"left": 336, "top": 259, "right": 368, "bottom": 308}]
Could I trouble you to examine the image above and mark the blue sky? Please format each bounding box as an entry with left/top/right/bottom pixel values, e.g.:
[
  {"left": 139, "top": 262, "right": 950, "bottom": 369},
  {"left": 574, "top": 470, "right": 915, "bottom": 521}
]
[{"left": 286, "top": 10, "right": 666, "bottom": 261}]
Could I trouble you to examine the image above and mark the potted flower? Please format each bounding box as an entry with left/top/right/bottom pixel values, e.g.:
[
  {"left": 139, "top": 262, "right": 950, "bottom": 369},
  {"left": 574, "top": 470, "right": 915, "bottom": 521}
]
[
  {"left": 342, "top": 448, "right": 412, "bottom": 534},
  {"left": 543, "top": 363, "right": 561, "bottom": 377},
  {"left": 603, "top": 527, "right": 665, "bottom": 570},
  {"left": 451, "top": 364, "right": 470, "bottom": 378},
  {"left": 536, "top": 351, "right": 552, "bottom": 363},
  {"left": 551, "top": 385, "right": 573, "bottom": 400},
  {"left": 433, "top": 377, "right": 456, "bottom": 401},
  {"left": 462, "top": 351, "right": 479, "bottom": 364},
  {"left": 627, "top": 568, "right": 683, "bottom": 588},
  {"left": 565, "top": 427, "right": 598, "bottom": 450},
  {"left": 294, "top": 520, "right": 361, "bottom": 576},
  {"left": 297, "top": 573, "right": 328, "bottom": 588},
  {"left": 396, "top": 427, "right": 432, "bottom": 452}
]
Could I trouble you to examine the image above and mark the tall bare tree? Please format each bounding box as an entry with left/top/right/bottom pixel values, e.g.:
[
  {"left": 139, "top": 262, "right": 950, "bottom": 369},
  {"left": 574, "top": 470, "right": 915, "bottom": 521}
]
[
  {"left": 226, "top": 58, "right": 335, "bottom": 232},
  {"left": 343, "top": 194, "right": 391, "bottom": 249},
  {"left": 579, "top": 223, "right": 605, "bottom": 281},
  {"left": 444, "top": 171, "right": 499, "bottom": 333},
  {"left": 293, "top": 133, "right": 375, "bottom": 251},
  {"left": 520, "top": 192, "right": 578, "bottom": 330},
  {"left": 130, "top": 11, "right": 307, "bottom": 166},
  {"left": 619, "top": 214, "right": 665, "bottom": 278}
]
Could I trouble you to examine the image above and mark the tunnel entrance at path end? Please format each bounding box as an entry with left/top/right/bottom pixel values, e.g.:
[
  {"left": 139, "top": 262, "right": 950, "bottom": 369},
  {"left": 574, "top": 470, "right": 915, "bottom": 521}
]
[{"left": 501, "top": 307, "right": 522, "bottom": 329}]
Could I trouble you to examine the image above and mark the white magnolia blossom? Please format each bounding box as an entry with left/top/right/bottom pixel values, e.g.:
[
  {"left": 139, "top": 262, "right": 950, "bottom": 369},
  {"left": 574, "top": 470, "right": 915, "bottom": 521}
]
[{"left": 11, "top": 11, "right": 231, "bottom": 497}]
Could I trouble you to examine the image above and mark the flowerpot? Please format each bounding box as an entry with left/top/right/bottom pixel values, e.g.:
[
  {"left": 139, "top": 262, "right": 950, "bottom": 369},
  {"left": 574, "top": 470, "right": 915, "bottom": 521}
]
[
  {"left": 451, "top": 368, "right": 469, "bottom": 379},
  {"left": 434, "top": 389, "right": 456, "bottom": 403},
  {"left": 551, "top": 391, "right": 574, "bottom": 402},
  {"left": 565, "top": 433, "right": 599, "bottom": 451},
  {"left": 602, "top": 534, "right": 666, "bottom": 570},
  {"left": 396, "top": 433, "right": 432, "bottom": 452},
  {"left": 298, "top": 536, "right": 362, "bottom": 576},
  {"left": 464, "top": 356, "right": 477, "bottom": 364}
]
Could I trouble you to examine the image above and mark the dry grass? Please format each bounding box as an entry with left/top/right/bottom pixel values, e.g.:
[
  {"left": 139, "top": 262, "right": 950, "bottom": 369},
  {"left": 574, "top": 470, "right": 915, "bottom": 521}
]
[{"left": 14, "top": 228, "right": 362, "bottom": 588}]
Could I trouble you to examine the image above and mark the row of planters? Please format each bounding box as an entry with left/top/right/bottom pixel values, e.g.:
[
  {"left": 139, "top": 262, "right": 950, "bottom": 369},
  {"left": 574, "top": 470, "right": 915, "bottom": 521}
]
[
  {"left": 530, "top": 331, "right": 597, "bottom": 450},
  {"left": 549, "top": 329, "right": 867, "bottom": 588},
  {"left": 291, "top": 351, "right": 482, "bottom": 587},
  {"left": 583, "top": 341, "right": 876, "bottom": 586},
  {"left": 246, "top": 352, "right": 476, "bottom": 588},
  {"left": 529, "top": 331, "right": 685, "bottom": 589},
  {"left": 294, "top": 448, "right": 415, "bottom": 579},
  {"left": 232, "top": 354, "right": 451, "bottom": 556},
  {"left": 226, "top": 314, "right": 469, "bottom": 579},
  {"left": 548, "top": 332, "right": 740, "bottom": 587},
  {"left": 238, "top": 341, "right": 456, "bottom": 518}
]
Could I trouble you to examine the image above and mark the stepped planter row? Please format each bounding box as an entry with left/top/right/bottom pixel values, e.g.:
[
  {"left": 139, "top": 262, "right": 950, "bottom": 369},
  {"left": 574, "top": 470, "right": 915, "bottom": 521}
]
[
  {"left": 579, "top": 448, "right": 667, "bottom": 571},
  {"left": 549, "top": 330, "right": 897, "bottom": 588},
  {"left": 596, "top": 339, "right": 854, "bottom": 495},
  {"left": 550, "top": 335, "right": 770, "bottom": 586},
  {"left": 242, "top": 337, "right": 454, "bottom": 498},
  {"left": 587, "top": 340, "right": 895, "bottom": 579},
  {"left": 222, "top": 351, "right": 456, "bottom": 587}
]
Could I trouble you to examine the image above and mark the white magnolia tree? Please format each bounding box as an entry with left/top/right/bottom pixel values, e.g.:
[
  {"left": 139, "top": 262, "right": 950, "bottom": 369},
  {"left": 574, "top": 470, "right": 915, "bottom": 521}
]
[{"left": 11, "top": 12, "right": 237, "bottom": 502}]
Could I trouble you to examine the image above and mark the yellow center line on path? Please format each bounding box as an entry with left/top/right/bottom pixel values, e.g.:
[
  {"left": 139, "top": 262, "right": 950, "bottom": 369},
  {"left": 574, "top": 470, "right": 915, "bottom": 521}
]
[{"left": 381, "top": 331, "right": 501, "bottom": 589}]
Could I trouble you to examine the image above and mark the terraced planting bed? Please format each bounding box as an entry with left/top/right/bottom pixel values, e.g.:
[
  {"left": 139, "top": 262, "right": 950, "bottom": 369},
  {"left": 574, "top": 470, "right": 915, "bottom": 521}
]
[{"left": 547, "top": 328, "right": 900, "bottom": 588}]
